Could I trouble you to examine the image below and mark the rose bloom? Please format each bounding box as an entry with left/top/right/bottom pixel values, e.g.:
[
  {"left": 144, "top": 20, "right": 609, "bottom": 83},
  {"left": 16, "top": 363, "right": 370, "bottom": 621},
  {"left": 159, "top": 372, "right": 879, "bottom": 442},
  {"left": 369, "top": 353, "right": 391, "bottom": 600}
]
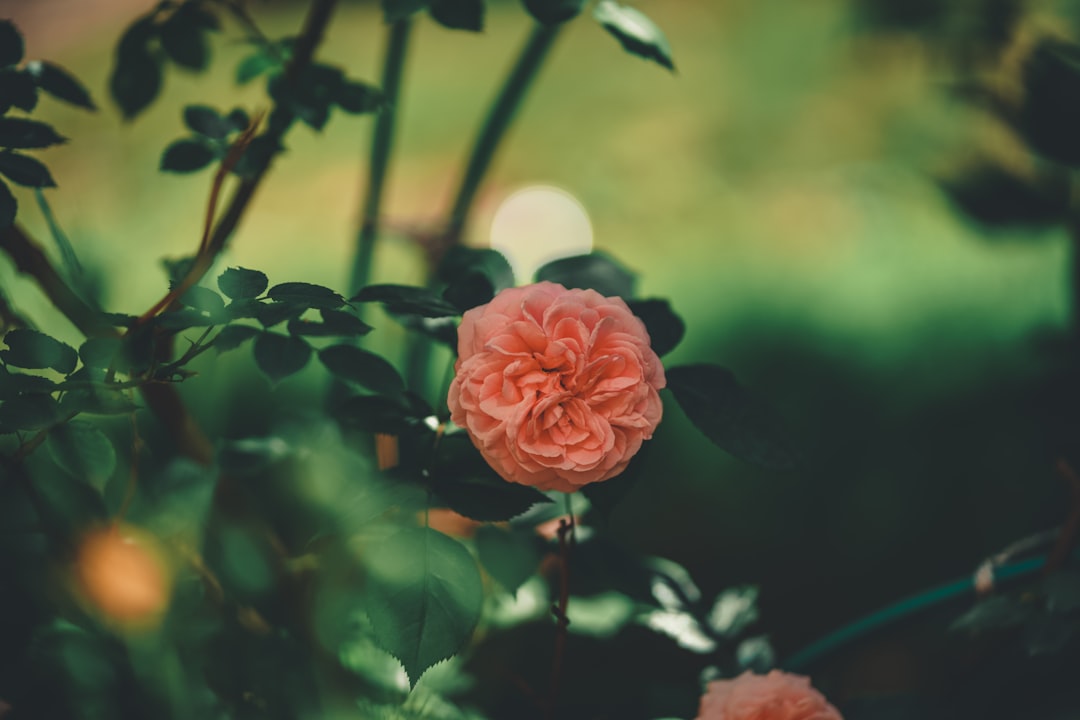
[
  {"left": 697, "top": 671, "right": 843, "bottom": 720},
  {"left": 447, "top": 281, "right": 665, "bottom": 492}
]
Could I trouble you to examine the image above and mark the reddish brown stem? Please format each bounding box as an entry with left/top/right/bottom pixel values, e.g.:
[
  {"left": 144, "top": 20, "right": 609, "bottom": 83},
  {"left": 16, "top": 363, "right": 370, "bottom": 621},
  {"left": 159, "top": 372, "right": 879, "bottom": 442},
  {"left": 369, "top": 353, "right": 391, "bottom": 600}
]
[{"left": 547, "top": 511, "right": 576, "bottom": 720}]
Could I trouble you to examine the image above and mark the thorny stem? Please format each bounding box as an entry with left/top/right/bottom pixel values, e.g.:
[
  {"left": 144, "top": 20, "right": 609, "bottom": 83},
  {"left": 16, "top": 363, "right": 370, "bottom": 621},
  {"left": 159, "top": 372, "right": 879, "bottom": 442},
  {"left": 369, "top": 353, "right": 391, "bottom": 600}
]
[
  {"left": 547, "top": 493, "right": 576, "bottom": 720},
  {"left": 348, "top": 18, "right": 413, "bottom": 298}
]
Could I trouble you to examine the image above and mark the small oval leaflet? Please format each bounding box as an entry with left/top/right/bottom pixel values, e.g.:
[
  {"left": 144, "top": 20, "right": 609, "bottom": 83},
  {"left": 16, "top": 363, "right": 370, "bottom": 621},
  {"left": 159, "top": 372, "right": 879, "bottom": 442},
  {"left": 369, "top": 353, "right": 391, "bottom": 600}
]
[{"left": 217, "top": 267, "right": 269, "bottom": 300}]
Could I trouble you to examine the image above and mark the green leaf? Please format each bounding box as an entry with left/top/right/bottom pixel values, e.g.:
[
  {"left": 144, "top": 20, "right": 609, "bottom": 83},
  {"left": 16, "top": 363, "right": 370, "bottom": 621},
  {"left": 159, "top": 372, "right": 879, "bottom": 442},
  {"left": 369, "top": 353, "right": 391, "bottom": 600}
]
[
  {"left": 593, "top": 0, "right": 675, "bottom": 71},
  {"left": 522, "top": 0, "right": 586, "bottom": 25},
  {"left": 475, "top": 525, "right": 543, "bottom": 595},
  {"left": 0, "top": 179, "right": 14, "bottom": 228},
  {"left": 78, "top": 337, "right": 122, "bottom": 369},
  {"left": 334, "top": 81, "right": 383, "bottom": 114},
  {"left": 318, "top": 344, "right": 405, "bottom": 394},
  {"left": 535, "top": 251, "right": 636, "bottom": 299},
  {"left": 59, "top": 386, "right": 139, "bottom": 416},
  {"left": 217, "top": 267, "right": 268, "bottom": 299},
  {"left": 26, "top": 60, "right": 96, "bottom": 110},
  {"left": 254, "top": 301, "right": 305, "bottom": 328},
  {"left": 226, "top": 107, "right": 250, "bottom": 131},
  {"left": 333, "top": 392, "right": 433, "bottom": 435},
  {"left": 267, "top": 64, "right": 344, "bottom": 131},
  {"left": 438, "top": 246, "right": 514, "bottom": 293},
  {"left": 666, "top": 364, "right": 802, "bottom": 470},
  {"left": 0, "top": 393, "right": 58, "bottom": 430},
  {"left": 0, "top": 151, "right": 54, "bottom": 188},
  {"left": 0, "top": 117, "right": 67, "bottom": 150},
  {"left": 286, "top": 308, "right": 373, "bottom": 338},
  {"left": 212, "top": 324, "right": 260, "bottom": 353},
  {"left": 179, "top": 285, "right": 226, "bottom": 315},
  {"left": 365, "top": 527, "right": 483, "bottom": 686},
  {"left": 110, "top": 16, "right": 163, "bottom": 120},
  {"left": 253, "top": 332, "right": 311, "bottom": 384},
  {"left": 183, "top": 104, "right": 230, "bottom": 139},
  {"left": 0, "top": 367, "right": 56, "bottom": 399},
  {"left": 432, "top": 435, "right": 553, "bottom": 521},
  {"left": 0, "top": 68, "right": 38, "bottom": 112},
  {"left": 382, "top": 0, "right": 433, "bottom": 23},
  {"left": 160, "top": 138, "right": 217, "bottom": 173},
  {"left": 627, "top": 299, "right": 684, "bottom": 357},
  {"left": 0, "top": 20, "right": 24, "bottom": 67},
  {"left": 1, "top": 328, "right": 78, "bottom": 373},
  {"left": 351, "top": 284, "right": 460, "bottom": 318},
  {"left": 266, "top": 281, "right": 345, "bottom": 309},
  {"left": 236, "top": 51, "right": 278, "bottom": 85},
  {"left": 46, "top": 420, "right": 117, "bottom": 491},
  {"left": 430, "top": 0, "right": 484, "bottom": 31},
  {"left": 160, "top": 9, "right": 210, "bottom": 70}
]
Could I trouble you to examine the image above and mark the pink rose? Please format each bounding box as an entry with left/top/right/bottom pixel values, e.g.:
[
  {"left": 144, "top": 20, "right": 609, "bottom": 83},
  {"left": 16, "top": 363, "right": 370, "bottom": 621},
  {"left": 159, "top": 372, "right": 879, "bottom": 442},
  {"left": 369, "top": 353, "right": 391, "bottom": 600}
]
[
  {"left": 697, "top": 671, "right": 843, "bottom": 720},
  {"left": 447, "top": 281, "right": 665, "bottom": 492}
]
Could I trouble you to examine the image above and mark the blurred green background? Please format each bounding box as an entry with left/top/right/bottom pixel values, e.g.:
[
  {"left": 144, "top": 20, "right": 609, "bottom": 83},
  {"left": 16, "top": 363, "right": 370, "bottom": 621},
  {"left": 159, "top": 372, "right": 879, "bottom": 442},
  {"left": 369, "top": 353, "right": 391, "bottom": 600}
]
[{"left": 2, "top": 0, "right": 1078, "bottom": 714}]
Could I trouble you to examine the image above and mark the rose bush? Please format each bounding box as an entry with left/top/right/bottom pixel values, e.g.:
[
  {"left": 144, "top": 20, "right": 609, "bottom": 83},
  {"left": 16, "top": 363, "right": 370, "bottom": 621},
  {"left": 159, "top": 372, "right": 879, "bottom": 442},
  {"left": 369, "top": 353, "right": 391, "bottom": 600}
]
[
  {"left": 696, "top": 671, "right": 843, "bottom": 720},
  {"left": 448, "top": 281, "right": 665, "bottom": 492}
]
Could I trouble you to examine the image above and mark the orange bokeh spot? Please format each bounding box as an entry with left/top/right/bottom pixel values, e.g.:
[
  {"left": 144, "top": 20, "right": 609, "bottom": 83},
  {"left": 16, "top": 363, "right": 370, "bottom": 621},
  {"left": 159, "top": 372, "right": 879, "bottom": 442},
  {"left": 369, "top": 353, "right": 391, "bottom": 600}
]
[{"left": 74, "top": 524, "right": 172, "bottom": 628}]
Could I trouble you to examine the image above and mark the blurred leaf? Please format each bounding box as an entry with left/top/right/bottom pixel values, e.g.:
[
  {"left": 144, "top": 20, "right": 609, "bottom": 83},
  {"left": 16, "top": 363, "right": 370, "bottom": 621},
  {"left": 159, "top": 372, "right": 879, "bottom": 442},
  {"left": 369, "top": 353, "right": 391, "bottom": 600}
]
[
  {"left": 253, "top": 331, "right": 311, "bottom": 383},
  {"left": 267, "top": 64, "right": 344, "bottom": 131},
  {"left": 628, "top": 299, "right": 684, "bottom": 357},
  {"left": 0, "top": 151, "right": 55, "bottom": 188},
  {"left": 179, "top": 285, "right": 226, "bottom": 316},
  {"left": 593, "top": 0, "right": 675, "bottom": 71},
  {"left": 666, "top": 364, "right": 803, "bottom": 470},
  {"left": 0, "top": 393, "right": 59, "bottom": 430},
  {"left": 160, "top": 138, "right": 217, "bottom": 173},
  {"left": 0, "top": 366, "right": 56, "bottom": 399},
  {"left": 430, "top": 0, "right": 485, "bottom": 31},
  {"left": 365, "top": 527, "right": 483, "bottom": 686},
  {"left": 267, "top": 281, "right": 345, "bottom": 309},
  {"left": 1024, "top": 613, "right": 1075, "bottom": 656},
  {"left": 219, "top": 435, "right": 291, "bottom": 474},
  {"left": 1044, "top": 570, "right": 1080, "bottom": 614},
  {"left": 153, "top": 307, "right": 217, "bottom": 331},
  {"left": 0, "top": 179, "right": 14, "bottom": 227},
  {"left": 0, "top": 68, "right": 38, "bottom": 112},
  {"left": 0, "top": 20, "right": 24, "bottom": 67},
  {"left": 46, "top": 420, "right": 116, "bottom": 491},
  {"left": 255, "top": 300, "right": 306, "bottom": 328},
  {"left": 217, "top": 267, "right": 268, "bottom": 299},
  {"left": 183, "top": 104, "right": 230, "bottom": 139},
  {"left": 318, "top": 344, "right": 405, "bottom": 394},
  {"left": 432, "top": 435, "right": 553, "bottom": 521},
  {"left": 352, "top": 284, "right": 460, "bottom": 317},
  {"left": 0, "top": 117, "right": 67, "bottom": 149},
  {"left": 475, "top": 525, "right": 543, "bottom": 595},
  {"left": 2, "top": 328, "right": 78, "bottom": 373},
  {"left": 439, "top": 246, "right": 515, "bottom": 293},
  {"left": 139, "top": 458, "right": 216, "bottom": 544},
  {"left": 736, "top": 635, "right": 776, "bottom": 672},
  {"left": 110, "top": 16, "right": 163, "bottom": 120},
  {"left": 226, "top": 107, "right": 250, "bottom": 131},
  {"left": 940, "top": 164, "right": 1070, "bottom": 230},
  {"left": 535, "top": 251, "right": 636, "bottom": 299},
  {"left": 333, "top": 392, "right": 433, "bottom": 435},
  {"left": 160, "top": 8, "right": 210, "bottom": 70},
  {"left": 59, "top": 386, "right": 139, "bottom": 415},
  {"left": 26, "top": 60, "right": 96, "bottom": 110},
  {"left": 78, "top": 337, "right": 122, "bottom": 369},
  {"left": 951, "top": 595, "right": 1034, "bottom": 633},
  {"left": 236, "top": 51, "right": 278, "bottom": 85},
  {"left": 707, "top": 585, "right": 759, "bottom": 637},
  {"left": 1019, "top": 40, "right": 1080, "bottom": 166},
  {"left": 522, "top": 0, "right": 586, "bottom": 25},
  {"left": 442, "top": 271, "right": 494, "bottom": 313},
  {"left": 383, "top": 0, "right": 433, "bottom": 23},
  {"left": 334, "top": 80, "right": 383, "bottom": 114},
  {"left": 212, "top": 324, "right": 260, "bottom": 353}
]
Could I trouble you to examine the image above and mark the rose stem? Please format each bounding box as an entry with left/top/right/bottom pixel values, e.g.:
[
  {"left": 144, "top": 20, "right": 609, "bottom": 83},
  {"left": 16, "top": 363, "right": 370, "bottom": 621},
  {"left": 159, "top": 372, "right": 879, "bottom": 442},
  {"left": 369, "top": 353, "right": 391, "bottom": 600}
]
[
  {"left": 348, "top": 18, "right": 413, "bottom": 299},
  {"left": 547, "top": 492, "right": 576, "bottom": 720}
]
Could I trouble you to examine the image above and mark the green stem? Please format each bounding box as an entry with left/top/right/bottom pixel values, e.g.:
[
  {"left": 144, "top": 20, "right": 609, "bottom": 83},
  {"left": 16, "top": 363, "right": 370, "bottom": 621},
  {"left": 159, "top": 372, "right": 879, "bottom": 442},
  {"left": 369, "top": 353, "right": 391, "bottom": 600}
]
[
  {"left": 348, "top": 19, "right": 412, "bottom": 297},
  {"left": 445, "top": 22, "right": 562, "bottom": 245}
]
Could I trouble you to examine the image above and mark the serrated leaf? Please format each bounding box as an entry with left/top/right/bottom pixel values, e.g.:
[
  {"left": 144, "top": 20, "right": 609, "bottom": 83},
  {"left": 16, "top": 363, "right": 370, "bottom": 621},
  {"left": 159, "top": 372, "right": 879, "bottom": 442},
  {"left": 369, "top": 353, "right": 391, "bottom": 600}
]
[
  {"left": 0, "top": 117, "right": 67, "bottom": 150},
  {"left": 78, "top": 337, "right": 122, "bottom": 370},
  {"left": 365, "top": 527, "right": 483, "bottom": 686},
  {"left": 438, "top": 246, "right": 515, "bottom": 293},
  {"left": 0, "top": 393, "right": 59, "bottom": 430},
  {"left": 217, "top": 267, "right": 268, "bottom": 300},
  {"left": 475, "top": 525, "right": 543, "bottom": 595},
  {"left": 535, "top": 251, "right": 636, "bottom": 299},
  {"left": 627, "top": 299, "right": 684, "bottom": 357},
  {"left": 254, "top": 301, "right": 305, "bottom": 328},
  {"left": 160, "top": 138, "right": 217, "bottom": 173},
  {"left": 160, "top": 10, "right": 210, "bottom": 70},
  {"left": 351, "top": 284, "right": 460, "bottom": 318},
  {"left": 318, "top": 344, "right": 404, "bottom": 394},
  {"left": 253, "top": 332, "right": 311, "bottom": 384},
  {"left": 26, "top": 60, "right": 96, "bottom": 110},
  {"left": 0, "top": 151, "right": 55, "bottom": 188},
  {"left": 110, "top": 16, "right": 162, "bottom": 120},
  {"left": 2, "top": 328, "right": 78, "bottom": 373},
  {"left": 183, "top": 104, "right": 230, "bottom": 139},
  {"left": 382, "top": 0, "right": 433, "bottom": 23},
  {"left": 0, "top": 367, "right": 56, "bottom": 399},
  {"left": 266, "top": 282, "right": 345, "bottom": 309},
  {"left": 212, "top": 324, "right": 260, "bottom": 353},
  {"left": 593, "top": 0, "right": 675, "bottom": 71},
  {"left": 0, "top": 179, "right": 14, "bottom": 227},
  {"left": 236, "top": 51, "right": 278, "bottom": 85},
  {"left": 46, "top": 420, "right": 116, "bottom": 491},
  {"left": 666, "top": 364, "right": 802, "bottom": 470},
  {"left": 0, "top": 20, "right": 24, "bottom": 67},
  {"left": 429, "top": 0, "right": 484, "bottom": 31},
  {"left": 313, "top": 308, "right": 373, "bottom": 336},
  {"left": 0, "top": 68, "right": 38, "bottom": 112},
  {"left": 522, "top": 0, "right": 586, "bottom": 25}
]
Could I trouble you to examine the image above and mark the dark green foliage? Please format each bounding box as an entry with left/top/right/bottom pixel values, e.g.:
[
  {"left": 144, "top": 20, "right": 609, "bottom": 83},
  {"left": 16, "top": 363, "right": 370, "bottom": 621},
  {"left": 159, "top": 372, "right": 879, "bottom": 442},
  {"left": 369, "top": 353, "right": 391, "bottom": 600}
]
[
  {"left": 439, "top": 246, "right": 512, "bottom": 311},
  {"left": 0, "top": 151, "right": 55, "bottom": 188},
  {"left": 535, "top": 250, "right": 636, "bottom": 298},
  {"left": 217, "top": 267, "right": 269, "bottom": 300},
  {"left": 1, "top": 328, "right": 78, "bottom": 373},
  {"left": 0, "top": 117, "right": 67, "bottom": 149},
  {"left": 351, "top": 284, "right": 460, "bottom": 317},
  {"left": 522, "top": 0, "right": 587, "bottom": 25},
  {"left": 266, "top": 281, "right": 345, "bottom": 309},
  {"left": 0, "top": 20, "right": 24, "bottom": 68},
  {"left": 236, "top": 51, "right": 280, "bottom": 85},
  {"left": 364, "top": 527, "right": 484, "bottom": 685},
  {"left": 77, "top": 337, "right": 122, "bottom": 370},
  {"left": 0, "top": 393, "right": 59, "bottom": 430},
  {"left": 666, "top": 364, "right": 802, "bottom": 470},
  {"left": 429, "top": 0, "right": 485, "bottom": 31},
  {"left": 0, "top": 179, "right": 14, "bottom": 227},
  {"left": 27, "top": 61, "right": 96, "bottom": 110},
  {"left": 0, "top": 68, "right": 38, "bottom": 113},
  {"left": 318, "top": 344, "right": 405, "bottom": 394},
  {"left": 253, "top": 331, "right": 312, "bottom": 383},
  {"left": 160, "top": 138, "right": 217, "bottom": 173},
  {"left": 0, "top": 366, "right": 57, "bottom": 398},
  {"left": 59, "top": 385, "right": 139, "bottom": 416},
  {"left": 267, "top": 63, "right": 373, "bottom": 131},
  {"left": 160, "top": 8, "right": 211, "bottom": 71},
  {"left": 179, "top": 285, "right": 226, "bottom": 315},
  {"left": 1018, "top": 40, "right": 1080, "bottom": 166},
  {"left": 593, "top": 0, "right": 675, "bottom": 71},
  {"left": 183, "top": 104, "right": 230, "bottom": 139},
  {"left": 627, "top": 299, "right": 685, "bottom": 357},
  {"left": 254, "top": 300, "right": 306, "bottom": 328},
  {"left": 333, "top": 81, "right": 383, "bottom": 114},
  {"left": 431, "top": 435, "right": 553, "bottom": 521},
  {"left": 212, "top": 324, "right": 260, "bottom": 353},
  {"left": 941, "top": 164, "right": 1071, "bottom": 230},
  {"left": 382, "top": 0, "right": 433, "bottom": 23},
  {"left": 287, "top": 308, "right": 372, "bottom": 337},
  {"left": 475, "top": 525, "right": 543, "bottom": 595},
  {"left": 46, "top": 420, "right": 117, "bottom": 490},
  {"left": 333, "top": 392, "right": 433, "bottom": 434},
  {"left": 110, "top": 16, "right": 163, "bottom": 120}
]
